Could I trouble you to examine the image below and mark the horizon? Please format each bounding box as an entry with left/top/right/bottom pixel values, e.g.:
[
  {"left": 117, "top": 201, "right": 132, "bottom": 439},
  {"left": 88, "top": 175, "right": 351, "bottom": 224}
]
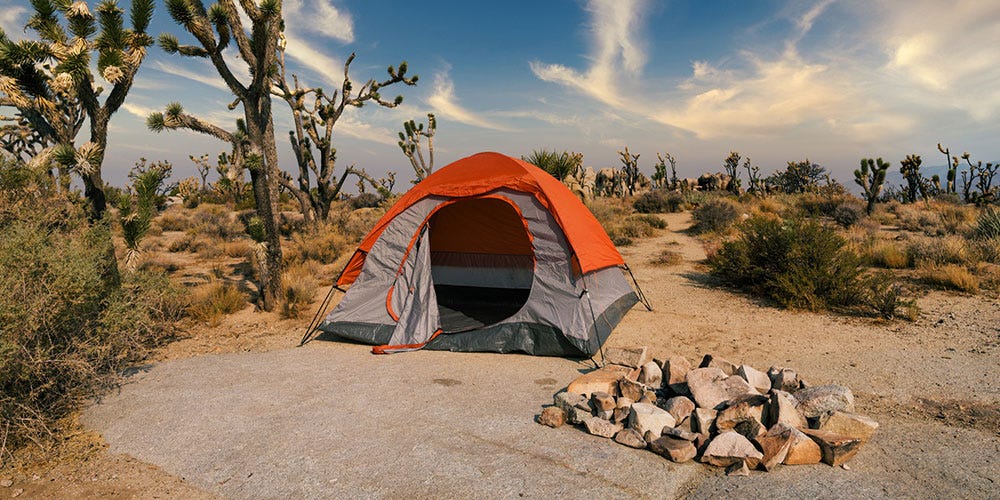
[{"left": 1, "top": 0, "right": 998, "bottom": 190}]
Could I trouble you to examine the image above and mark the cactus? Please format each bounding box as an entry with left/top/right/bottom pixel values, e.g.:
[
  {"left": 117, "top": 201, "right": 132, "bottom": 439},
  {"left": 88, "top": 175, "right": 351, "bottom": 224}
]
[
  {"left": 723, "top": 151, "right": 742, "bottom": 195},
  {"left": 398, "top": 113, "right": 436, "bottom": 182},
  {"left": 618, "top": 146, "right": 640, "bottom": 197},
  {"left": 899, "top": 154, "right": 927, "bottom": 203},
  {"left": 1, "top": 0, "right": 156, "bottom": 220},
  {"left": 855, "top": 158, "right": 889, "bottom": 215}
]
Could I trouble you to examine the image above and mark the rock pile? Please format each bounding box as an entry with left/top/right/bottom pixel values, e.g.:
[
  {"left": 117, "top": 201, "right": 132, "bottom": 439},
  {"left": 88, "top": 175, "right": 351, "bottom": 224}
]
[{"left": 537, "top": 347, "right": 878, "bottom": 475}]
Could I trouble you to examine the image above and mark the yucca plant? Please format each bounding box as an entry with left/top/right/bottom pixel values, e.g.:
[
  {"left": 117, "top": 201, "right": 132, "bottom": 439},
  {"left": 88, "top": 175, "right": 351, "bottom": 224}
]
[
  {"left": 975, "top": 206, "right": 1000, "bottom": 240},
  {"left": 118, "top": 159, "right": 170, "bottom": 272}
]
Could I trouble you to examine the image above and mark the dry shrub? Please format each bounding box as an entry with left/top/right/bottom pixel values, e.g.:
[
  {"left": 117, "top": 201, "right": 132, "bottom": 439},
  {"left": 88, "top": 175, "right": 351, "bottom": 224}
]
[
  {"left": 605, "top": 214, "right": 663, "bottom": 246},
  {"left": 691, "top": 198, "right": 742, "bottom": 234},
  {"left": 934, "top": 203, "right": 976, "bottom": 235},
  {"left": 141, "top": 252, "right": 181, "bottom": 274},
  {"left": 222, "top": 239, "right": 252, "bottom": 258},
  {"left": 284, "top": 223, "right": 350, "bottom": 266},
  {"left": 192, "top": 204, "right": 244, "bottom": 240},
  {"left": 156, "top": 208, "right": 193, "bottom": 231},
  {"left": 919, "top": 263, "right": 979, "bottom": 292},
  {"left": 281, "top": 261, "right": 320, "bottom": 319},
  {"left": 187, "top": 280, "right": 247, "bottom": 325},
  {"left": 907, "top": 235, "right": 973, "bottom": 266},
  {"left": 651, "top": 249, "right": 683, "bottom": 266},
  {"left": 864, "top": 240, "right": 911, "bottom": 269},
  {"left": 587, "top": 197, "right": 631, "bottom": 229},
  {"left": 344, "top": 207, "right": 386, "bottom": 242},
  {"left": 752, "top": 197, "right": 785, "bottom": 216},
  {"left": 633, "top": 190, "right": 685, "bottom": 214},
  {"left": 975, "top": 238, "right": 1000, "bottom": 264},
  {"left": 894, "top": 204, "right": 944, "bottom": 234}
]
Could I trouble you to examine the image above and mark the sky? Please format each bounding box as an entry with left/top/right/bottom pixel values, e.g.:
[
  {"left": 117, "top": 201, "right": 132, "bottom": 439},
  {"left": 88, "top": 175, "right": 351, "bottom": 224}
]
[{"left": 1, "top": 0, "right": 999, "bottom": 189}]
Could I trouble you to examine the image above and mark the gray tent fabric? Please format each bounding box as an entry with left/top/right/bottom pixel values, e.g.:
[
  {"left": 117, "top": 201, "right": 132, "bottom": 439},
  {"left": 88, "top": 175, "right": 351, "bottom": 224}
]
[{"left": 384, "top": 228, "right": 440, "bottom": 352}]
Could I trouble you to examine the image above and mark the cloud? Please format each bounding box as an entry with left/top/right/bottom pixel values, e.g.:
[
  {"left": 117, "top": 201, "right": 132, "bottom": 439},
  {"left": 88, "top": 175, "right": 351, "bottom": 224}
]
[
  {"left": 0, "top": 5, "right": 27, "bottom": 37},
  {"left": 427, "top": 70, "right": 511, "bottom": 131},
  {"left": 122, "top": 102, "right": 156, "bottom": 119},
  {"left": 151, "top": 61, "right": 229, "bottom": 92},
  {"left": 336, "top": 111, "right": 398, "bottom": 146},
  {"left": 530, "top": 0, "right": 648, "bottom": 108},
  {"left": 281, "top": 0, "right": 351, "bottom": 84}
]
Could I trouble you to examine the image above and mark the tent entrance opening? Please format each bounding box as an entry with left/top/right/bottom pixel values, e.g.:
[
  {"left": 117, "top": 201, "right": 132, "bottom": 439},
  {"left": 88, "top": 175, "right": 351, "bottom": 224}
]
[{"left": 429, "top": 198, "right": 534, "bottom": 332}]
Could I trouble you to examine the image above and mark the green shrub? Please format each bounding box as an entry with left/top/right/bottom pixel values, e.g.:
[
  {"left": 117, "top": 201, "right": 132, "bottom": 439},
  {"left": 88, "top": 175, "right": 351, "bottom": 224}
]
[
  {"left": 692, "top": 198, "right": 741, "bottom": 233},
  {"left": 0, "top": 214, "right": 181, "bottom": 452},
  {"left": 832, "top": 202, "right": 864, "bottom": 228},
  {"left": 633, "top": 190, "right": 684, "bottom": 214},
  {"left": 709, "top": 216, "right": 869, "bottom": 311}
]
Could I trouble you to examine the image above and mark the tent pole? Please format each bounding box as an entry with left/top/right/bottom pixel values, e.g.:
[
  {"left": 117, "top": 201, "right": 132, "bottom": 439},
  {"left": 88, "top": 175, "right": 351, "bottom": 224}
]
[
  {"left": 298, "top": 284, "right": 344, "bottom": 346},
  {"left": 622, "top": 263, "right": 652, "bottom": 311},
  {"left": 581, "top": 279, "right": 607, "bottom": 368}
]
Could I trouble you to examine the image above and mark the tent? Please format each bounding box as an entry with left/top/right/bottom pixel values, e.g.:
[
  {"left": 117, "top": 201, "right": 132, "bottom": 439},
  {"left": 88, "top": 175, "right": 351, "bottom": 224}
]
[{"left": 313, "top": 151, "right": 646, "bottom": 356}]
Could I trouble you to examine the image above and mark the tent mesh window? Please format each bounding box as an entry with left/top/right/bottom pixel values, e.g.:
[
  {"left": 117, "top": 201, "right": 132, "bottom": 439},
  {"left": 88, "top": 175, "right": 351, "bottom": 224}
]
[{"left": 428, "top": 197, "right": 534, "bottom": 332}]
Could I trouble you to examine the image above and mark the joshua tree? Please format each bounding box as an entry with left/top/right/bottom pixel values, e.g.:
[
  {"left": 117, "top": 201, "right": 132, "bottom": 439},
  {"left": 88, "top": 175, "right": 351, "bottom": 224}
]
[
  {"left": 0, "top": 0, "right": 156, "bottom": 219},
  {"left": 119, "top": 158, "right": 171, "bottom": 272},
  {"left": 398, "top": 113, "right": 435, "bottom": 183},
  {"left": 937, "top": 143, "right": 958, "bottom": 194},
  {"left": 744, "top": 157, "right": 765, "bottom": 197},
  {"left": 618, "top": 146, "right": 640, "bottom": 196},
  {"left": 722, "top": 151, "right": 742, "bottom": 195},
  {"left": 855, "top": 158, "right": 889, "bottom": 215},
  {"left": 274, "top": 51, "right": 417, "bottom": 224},
  {"left": 899, "top": 154, "right": 928, "bottom": 203},
  {"left": 767, "top": 159, "right": 826, "bottom": 194},
  {"left": 155, "top": 0, "right": 290, "bottom": 310}
]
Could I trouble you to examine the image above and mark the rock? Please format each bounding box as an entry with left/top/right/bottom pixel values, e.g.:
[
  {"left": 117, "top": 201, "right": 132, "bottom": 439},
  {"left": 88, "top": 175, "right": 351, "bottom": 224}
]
[
  {"left": 538, "top": 407, "right": 566, "bottom": 427},
  {"left": 640, "top": 390, "right": 657, "bottom": 404},
  {"left": 699, "top": 354, "right": 737, "bottom": 376},
  {"left": 693, "top": 407, "right": 717, "bottom": 435},
  {"left": 628, "top": 402, "right": 676, "bottom": 436},
  {"left": 663, "top": 427, "right": 699, "bottom": 441},
  {"left": 819, "top": 411, "right": 879, "bottom": 444},
  {"left": 619, "top": 377, "right": 647, "bottom": 401},
  {"left": 768, "top": 367, "right": 799, "bottom": 393},
  {"left": 661, "top": 355, "right": 692, "bottom": 394},
  {"left": 755, "top": 431, "right": 793, "bottom": 471},
  {"left": 649, "top": 436, "right": 697, "bottom": 463},
  {"left": 700, "top": 431, "right": 763, "bottom": 468},
  {"left": 554, "top": 391, "right": 586, "bottom": 409},
  {"left": 638, "top": 361, "right": 663, "bottom": 387},
  {"left": 11, "top": 488, "right": 23, "bottom": 498},
  {"left": 614, "top": 428, "right": 647, "bottom": 449},
  {"left": 553, "top": 392, "right": 590, "bottom": 424},
  {"left": 616, "top": 397, "right": 633, "bottom": 408},
  {"left": 662, "top": 396, "right": 696, "bottom": 423},
  {"left": 737, "top": 364, "right": 772, "bottom": 394},
  {"left": 566, "top": 365, "right": 632, "bottom": 398},
  {"left": 604, "top": 346, "right": 650, "bottom": 368},
  {"left": 0, "top": 479, "right": 11, "bottom": 488},
  {"left": 583, "top": 416, "right": 623, "bottom": 438},
  {"left": 768, "top": 390, "right": 807, "bottom": 429},
  {"left": 687, "top": 368, "right": 757, "bottom": 410},
  {"left": 802, "top": 429, "right": 863, "bottom": 466},
  {"left": 590, "top": 391, "right": 616, "bottom": 420},
  {"left": 675, "top": 415, "right": 695, "bottom": 434},
  {"left": 794, "top": 385, "right": 855, "bottom": 419},
  {"left": 726, "top": 460, "right": 751, "bottom": 476},
  {"left": 716, "top": 395, "right": 768, "bottom": 439},
  {"left": 612, "top": 406, "right": 630, "bottom": 424},
  {"left": 766, "top": 423, "right": 822, "bottom": 465},
  {"left": 643, "top": 430, "right": 659, "bottom": 443}
]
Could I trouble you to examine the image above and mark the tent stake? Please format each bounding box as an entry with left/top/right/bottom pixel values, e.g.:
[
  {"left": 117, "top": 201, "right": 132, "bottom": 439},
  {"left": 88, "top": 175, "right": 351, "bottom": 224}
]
[{"left": 298, "top": 284, "right": 344, "bottom": 346}]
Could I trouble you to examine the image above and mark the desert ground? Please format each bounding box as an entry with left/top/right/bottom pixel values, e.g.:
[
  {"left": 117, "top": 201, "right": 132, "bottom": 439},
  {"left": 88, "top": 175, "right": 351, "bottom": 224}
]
[{"left": 4, "top": 211, "right": 998, "bottom": 498}]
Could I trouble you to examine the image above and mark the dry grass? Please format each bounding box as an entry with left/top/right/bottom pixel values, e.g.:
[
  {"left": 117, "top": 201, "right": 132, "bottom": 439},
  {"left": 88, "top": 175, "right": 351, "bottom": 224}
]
[
  {"left": 864, "top": 240, "right": 911, "bottom": 269},
  {"left": 906, "top": 235, "right": 973, "bottom": 266},
  {"left": 222, "top": 239, "right": 253, "bottom": 258},
  {"left": 934, "top": 203, "right": 977, "bottom": 235},
  {"left": 975, "top": 238, "right": 1000, "bottom": 264},
  {"left": 651, "top": 249, "right": 684, "bottom": 266},
  {"left": 280, "top": 261, "right": 320, "bottom": 319},
  {"left": 284, "top": 223, "right": 350, "bottom": 266},
  {"left": 918, "top": 263, "right": 979, "bottom": 293},
  {"left": 186, "top": 280, "right": 247, "bottom": 326}
]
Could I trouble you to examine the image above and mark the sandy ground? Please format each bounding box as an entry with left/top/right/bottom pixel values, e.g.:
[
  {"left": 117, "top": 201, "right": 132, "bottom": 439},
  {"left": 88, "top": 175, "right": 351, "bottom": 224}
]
[{"left": 5, "top": 212, "right": 999, "bottom": 498}]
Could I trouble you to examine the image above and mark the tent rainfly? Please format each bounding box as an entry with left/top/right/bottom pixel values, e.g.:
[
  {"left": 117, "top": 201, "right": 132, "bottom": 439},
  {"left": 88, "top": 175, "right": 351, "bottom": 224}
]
[{"left": 313, "top": 151, "right": 646, "bottom": 356}]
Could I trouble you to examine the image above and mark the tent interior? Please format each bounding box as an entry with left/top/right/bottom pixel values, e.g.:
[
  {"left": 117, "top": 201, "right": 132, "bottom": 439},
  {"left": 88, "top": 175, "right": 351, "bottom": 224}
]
[{"left": 428, "top": 197, "right": 535, "bottom": 332}]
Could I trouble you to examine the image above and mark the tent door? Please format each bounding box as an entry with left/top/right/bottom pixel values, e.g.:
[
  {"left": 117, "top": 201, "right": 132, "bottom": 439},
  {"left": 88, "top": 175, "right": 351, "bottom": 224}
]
[{"left": 376, "top": 227, "right": 440, "bottom": 353}]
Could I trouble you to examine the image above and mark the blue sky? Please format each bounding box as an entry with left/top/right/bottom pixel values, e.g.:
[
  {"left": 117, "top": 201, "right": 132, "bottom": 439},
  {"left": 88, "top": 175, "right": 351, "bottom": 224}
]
[{"left": 2, "top": 0, "right": 998, "bottom": 188}]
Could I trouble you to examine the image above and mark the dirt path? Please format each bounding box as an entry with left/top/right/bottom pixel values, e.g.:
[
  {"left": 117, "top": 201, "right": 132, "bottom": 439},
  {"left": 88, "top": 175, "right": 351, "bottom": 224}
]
[{"left": 12, "top": 213, "right": 999, "bottom": 497}]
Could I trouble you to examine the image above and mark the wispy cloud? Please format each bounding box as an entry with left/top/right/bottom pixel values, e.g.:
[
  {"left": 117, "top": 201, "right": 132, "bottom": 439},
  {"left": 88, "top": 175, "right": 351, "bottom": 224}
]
[
  {"left": 151, "top": 61, "right": 229, "bottom": 92},
  {"left": 122, "top": 102, "right": 156, "bottom": 119},
  {"left": 0, "top": 5, "right": 27, "bottom": 37},
  {"left": 530, "top": 0, "right": 649, "bottom": 108},
  {"left": 427, "top": 70, "right": 511, "bottom": 131},
  {"left": 281, "top": 0, "right": 351, "bottom": 84}
]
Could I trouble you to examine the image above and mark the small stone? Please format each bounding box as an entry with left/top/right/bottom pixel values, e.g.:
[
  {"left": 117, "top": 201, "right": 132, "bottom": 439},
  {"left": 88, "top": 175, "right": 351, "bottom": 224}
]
[
  {"left": 614, "top": 428, "right": 647, "bottom": 449},
  {"left": 794, "top": 385, "right": 855, "bottom": 419},
  {"left": 649, "top": 436, "right": 697, "bottom": 463},
  {"left": 700, "top": 431, "right": 763, "bottom": 468},
  {"left": 583, "top": 416, "right": 623, "bottom": 438},
  {"left": 554, "top": 392, "right": 590, "bottom": 424},
  {"left": 766, "top": 423, "right": 822, "bottom": 465},
  {"left": 717, "top": 395, "right": 768, "bottom": 439},
  {"left": 687, "top": 368, "right": 757, "bottom": 410},
  {"left": 619, "top": 377, "right": 647, "bottom": 401},
  {"left": 819, "top": 411, "right": 879, "bottom": 444},
  {"left": 640, "top": 390, "right": 657, "bottom": 404},
  {"left": 611, "top": 406, "right": 631, "bottom": 424},
  {"left": 616, "top": 397, "right": 633, "bottom": 408},
  {"left": 768, "top": 367, "right": 799, "bottom": 393},
  {"left": 661, "top": 355, "right": 692, "bottom": 394},
  {"left": 755, "top": 432, "right": 792, "bottom": 471},
  {"left": 693, "top": 407, "right": 717, "bottom": 435},
  {"left": 12, "top": 488, "right": 24, "bottom": 498},
  {"left": 538, "top": 407, "right": 566, "bottom": 428},
  {"left": 699, "top": 354, "right": 737, "bottom": 376},
  {"left": 662, "top": 396, "right": 696, "bottom": 423},
  {"left": 566, "top": 365, "right": 633, "bottom": 397},
  {"left": 604, "top": 346, "right": 650, "bottom": 368},
  {"left": 736, "top": 364, "right": 772, "bottom": 394},
  {"left": 801, "top": 429, "right": 863, "bottom": 466},
  {"left": 676, "top": 415, "right": 695, "bottom": 434},
  {"left": 663, "top": 426, "right": 699, "bottom": 441},
  {"left": 628, "top": 402, "right": 676, "bottom": 436},
  {"left": 0, "top": 479, "right": 12, "bottom": 488},
  {"left": 638, "top": 361, "right": 663, "bottom": 387},
  {"left": 591, "top": 391, "right": 616, "bottom": 412},
  {"left": 768, "top": 390, "right": 807, "bottom": 429},
  {"left": 725, "top": 460, "right": 751, "bottom": 476},
  {"left": 643, "top": 430, "right": 659, "bottom": 443}
]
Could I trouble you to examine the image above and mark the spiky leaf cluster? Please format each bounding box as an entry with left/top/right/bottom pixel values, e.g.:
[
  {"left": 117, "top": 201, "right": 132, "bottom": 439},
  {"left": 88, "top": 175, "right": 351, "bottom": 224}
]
[{"left": 855, "top": 157, "right": 889, "bottom": 215}]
